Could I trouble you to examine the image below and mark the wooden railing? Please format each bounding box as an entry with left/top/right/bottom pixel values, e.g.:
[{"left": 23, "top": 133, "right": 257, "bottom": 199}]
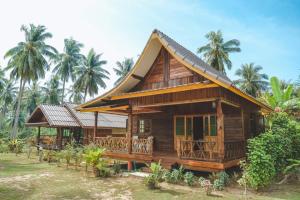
[
  {"left": 179, "top": 140, "right": 217, "bottom": 161},
  {"left": 132, "top": 137, "right": 154, "bottom": 155},
  {"left": 94, "top": 137, "right": 129, "bottom": 153},
  {"left": 224, "top": 140, "right": 246, "bottom": 161}
]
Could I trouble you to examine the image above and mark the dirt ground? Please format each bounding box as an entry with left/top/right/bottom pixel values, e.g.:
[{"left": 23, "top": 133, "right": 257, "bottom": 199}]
[{"left": 0, "top": 153, "right": 300, "bottom": 200}]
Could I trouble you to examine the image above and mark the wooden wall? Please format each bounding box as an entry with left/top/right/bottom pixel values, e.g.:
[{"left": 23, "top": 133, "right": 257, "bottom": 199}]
[
  {"left": 132, "top": 47, "right": 207, "bottom": 91},
  {"left": 223, "top": 104, "right": 244, "bottom": 141},
  {"left": 132, "top": 113, "right": 174, "bottom": 152}
]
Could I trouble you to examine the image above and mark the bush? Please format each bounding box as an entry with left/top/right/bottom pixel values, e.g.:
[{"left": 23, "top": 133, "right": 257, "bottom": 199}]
[
  {"left": 8, "top": 139, "right": 24, "bottom": 154},
  {"left": 244, "top": 112, "right": 300, "bottom": 189},
  {"left": 112, "top": 160, "right": 122, "bottom": 175},
  {"left": 163, "top": 165, "right": 185, "bottom": 184},
  {"left": 211, "top": 171, "right": 229, "bottom": 191},
  {"left": 83, "top": 147, "right": 106, "bottom": 177},
  {"left": 184, "top": 171, "right": 195, "bottom": 186},
  {"left": 144, "top": 161, "right": 165, "bottom": 189}
]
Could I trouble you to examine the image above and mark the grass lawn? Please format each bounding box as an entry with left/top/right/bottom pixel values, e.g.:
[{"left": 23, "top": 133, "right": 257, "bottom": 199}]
[{"left": 0, "top": 153, "right": 300, "bottom": 200}]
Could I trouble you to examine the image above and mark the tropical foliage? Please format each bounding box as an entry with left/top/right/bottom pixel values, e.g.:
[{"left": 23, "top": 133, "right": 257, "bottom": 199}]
[
  {"left": 113, "top": 58, "right": 134, "bottom": 85},
  {"left": 243, "top": 112, "right": 300, "bottom": 189},
  {"left": 53, "top": 38, "right": 83, "bottom": 103},
  {"left": 4, "top": 24, "right": 57, "bottom": 138},
  {"left": 263, "top": 76, "right": 299, "bottom": 111},
  {"left": 74, "top": 48, "right": 109, "bottom": 102},
  {"left": 197, "top": 30, "right": 241, "bottom": 73},
  {"left": 234, "top": 63, "right": 268, "bottom": 97}
]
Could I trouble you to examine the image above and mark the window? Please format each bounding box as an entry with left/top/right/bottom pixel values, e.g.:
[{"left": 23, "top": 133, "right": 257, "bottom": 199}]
[
  {"left": 186, "top": 117, "right": 193, "bottom": 136},
  {"left": 138, "top": 119, "right": 151, "bottom": 134},
  {"left": 210, "top": 116, "right": 217, "bottom": 136},
  {"left": 203, "top": 115, "right": 217, "bottom": 136},
  {"left": 175, "top": 117, "right": 184, "bottom": 135}
]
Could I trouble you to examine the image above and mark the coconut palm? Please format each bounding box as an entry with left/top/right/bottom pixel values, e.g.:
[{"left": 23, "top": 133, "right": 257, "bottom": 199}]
[
  {"left": 234, "top": 63, "right": 268, "bottom": 97},
  {"left": 0, "top": 67, "right": 6, "bottom": 91},
  {"left": 197, "top": 30, "right": 241, "bottom": 73},
  {"left": 53, "top": 38, "right": 83, "bottom": 103},
  {"left": 42, "top": 75, "right": 62, "bottom": 105},
  {"left": 25, "top": 81, "right": 42, "bottom": 114},
  {"left": 113, "top": 58, "right": 134, "bottom": 85},
  {"left": 4, "top": 24, "right": 57, "bottom": 138},
  {"left": 0, "top": 80, "right": 17, "bottom": 130},
  {"left": 68, "top": 85, "right": 84, "bottom": 104},
  {"left": 74, "top": 49, "right": 109, "bottom": 102}
]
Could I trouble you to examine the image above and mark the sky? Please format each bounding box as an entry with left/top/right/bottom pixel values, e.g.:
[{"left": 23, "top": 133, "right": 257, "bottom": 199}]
[{"left": 0, "top": 0, "right": 299, "bottom": 100}]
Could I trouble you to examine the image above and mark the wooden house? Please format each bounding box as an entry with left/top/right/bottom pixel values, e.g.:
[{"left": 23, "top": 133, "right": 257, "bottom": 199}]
[
  {"left": 26, "top": 103, "right": 127, "bottom": 149},
  {"left": 76, "top": 29, "right": 272, "bottom": 171}
]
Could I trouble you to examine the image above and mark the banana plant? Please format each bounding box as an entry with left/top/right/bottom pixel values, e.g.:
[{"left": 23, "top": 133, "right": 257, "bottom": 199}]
[{"left": 265, "top": 77, "right": 299, "bottom": 111}]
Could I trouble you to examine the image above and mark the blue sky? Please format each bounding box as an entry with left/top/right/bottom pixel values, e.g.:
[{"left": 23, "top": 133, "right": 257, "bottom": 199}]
[{"left": 0, "top": 0, "right": 299, "bottom": 98}]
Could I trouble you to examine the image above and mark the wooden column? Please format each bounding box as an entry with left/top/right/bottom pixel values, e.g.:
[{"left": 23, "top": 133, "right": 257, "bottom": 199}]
[
  {"left": 94, "top": 112, "right": 98, "bottom": 142},
  {"left": 241, "top": 108, "right": 245, "bottom": 140},
  {"left": 56, "top": 128, "right": 63, "bottom": 150},
  {"left": 37, "top": 127, "right": 41, "bottom": 146},
  {"left": 216, "top": 99, "right": 225, "bottom": 160},
  {"left": 127, "top": 107, "right": 133, "bottom": 154}
]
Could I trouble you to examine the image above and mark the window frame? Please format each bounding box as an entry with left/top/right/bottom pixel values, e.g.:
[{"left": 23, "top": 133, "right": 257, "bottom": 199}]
[{"left": 138, "top": 119, "right": 152, "bottom": 134}]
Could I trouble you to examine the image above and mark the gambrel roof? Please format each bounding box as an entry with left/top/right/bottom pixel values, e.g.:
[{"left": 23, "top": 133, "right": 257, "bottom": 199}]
[{"left": 78, "top": 29, "right": 272, "bottom": 112}]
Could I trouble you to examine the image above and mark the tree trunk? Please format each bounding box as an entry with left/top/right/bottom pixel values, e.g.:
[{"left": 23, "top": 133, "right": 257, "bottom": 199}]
[
  {"left": 84, "top": 86, "right": 88, "bottom": 102},
  {"left": 11, "top": 78, "right": 25, "bottom": 139},
  {"left": 61, "top": 77, "right": 66, "bottom": 104}
]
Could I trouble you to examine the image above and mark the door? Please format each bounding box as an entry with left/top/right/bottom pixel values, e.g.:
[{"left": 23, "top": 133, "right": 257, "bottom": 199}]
[
  {"left": 193, "top": 116, "right": 203, "bottom": 141},
  {"left": 174, "top": 116, "right": 193, "bottom": 153},
  {"left": 203, "top": 115, "right": 218, "bottom": 152}
]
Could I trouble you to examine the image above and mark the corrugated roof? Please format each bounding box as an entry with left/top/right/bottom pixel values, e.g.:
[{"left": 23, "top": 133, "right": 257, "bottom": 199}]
[
  {"left": 65, "top": 103, "right": 127, "bottom": 128},
  {"left": 38, "top": 105, "right": 80, "bottom": 127},
  {"left": 26, "top": 104, "right": 127, "bottom": 129}
]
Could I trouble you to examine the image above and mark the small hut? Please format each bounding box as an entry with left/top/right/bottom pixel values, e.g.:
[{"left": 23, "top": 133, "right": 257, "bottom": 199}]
[{"left": 26, "top": 104, "right": 127, "bottom": 149}]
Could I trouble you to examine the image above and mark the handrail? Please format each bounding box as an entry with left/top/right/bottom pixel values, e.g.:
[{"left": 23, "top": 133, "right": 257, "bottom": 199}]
[
  {"left": 94, "top": 137, "right": 128, "bottom": 153},
  {"left": 132, "top": 137, "right": 154, "bottom": 155},
  {"left": 179, "top": 140, "right": 217, "bottom": 161}
]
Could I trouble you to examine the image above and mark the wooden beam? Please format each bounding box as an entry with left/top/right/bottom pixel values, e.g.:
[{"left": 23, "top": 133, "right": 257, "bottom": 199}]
[
  {"left": 110, "top": 83, "right": 219, "bottom": 100},
  {"left": 241, "top": 108, "right": 245, "bottom": 140},
  {"left": 79, "top": 105, "right": 129, "bottom": 112},
  {"left": 137, "top": 98, "right": 218, "bottom": 108},
  {"left": 217, "top": 100, "right": 224, "bottom": 159},
  {"left": 94, "top": 112, "right": 98, "bottom": 142},
  {"left": 221, "top": 99, "right": 240, "bottom": 108},
  {"left": 163, "top": 48, "right": 170, "bottom": 87},
  {"left": 131, "top": 74, "right": 144, "bottom": 81}
]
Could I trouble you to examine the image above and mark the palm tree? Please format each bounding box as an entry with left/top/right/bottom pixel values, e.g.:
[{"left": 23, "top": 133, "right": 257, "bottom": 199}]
[
  {"left": 42, "top": 75, "right": 62, "bottom": 105},
  {"left": 0, "top": 80, "right": 17, "bottom": 130},
  {"left": 53, "top": 38, "right": 83, "bottom": 104},
  {"left": 68, "top": 85, "right": 84, "bottom": 104},
  {"left": 234, "top": 63, "right": 268, "bottom": 97},
  {"left": 197, "top": 30, "right": 241, "bottom": 73},
  {"left": 74, "top": 49, "right": 109, "bottom": 102},
  {"left": 264, "top": 76, "right": 298, "bottom": 111},
  {"left": 0, "top": 67, "right": 6, "bottom": 91},
  {"left": 113, "top": 58, "right": 134, "bottom": 85},
  {"left": 4, "top": 24, "right": 57, "bottom": 138},
  {"left": 25, "top": 81, "right": 42, "bottom": 114}
]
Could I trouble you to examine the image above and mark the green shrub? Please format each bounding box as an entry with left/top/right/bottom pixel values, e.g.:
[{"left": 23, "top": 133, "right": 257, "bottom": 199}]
[
  {"left": 184, "top": 171, "right": 195, "bottom": 186},
  {"left": 244, "top": 112, "right": 300, "bottom": 189},
  {"left": 8, "top": 139, "right": 24, "bottom": 154},
  {"left": 112, "top": 160, "right": 122, "bottom": 175},
  {"left": 144, "top": 161, "right": 165, "bottom": 189},
  {"left": 163, "top": 165, "right": 185, "bottom": 184},
  {"left": 211, "top": 171, "right": 229, "bottom": 191},
  {"left": 83, "top": 147, "right": 106, "bottom": 177}
]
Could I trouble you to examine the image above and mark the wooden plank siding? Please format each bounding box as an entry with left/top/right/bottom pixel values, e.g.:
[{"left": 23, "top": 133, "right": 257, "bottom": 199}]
[{"left": 131, "top": 47, "right": 207, "bottom": 92}]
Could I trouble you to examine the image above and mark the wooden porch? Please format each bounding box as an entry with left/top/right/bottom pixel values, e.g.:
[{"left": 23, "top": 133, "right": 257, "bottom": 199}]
[{"left": 91, "top": 133, "right": 245, "bottom": 171}]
